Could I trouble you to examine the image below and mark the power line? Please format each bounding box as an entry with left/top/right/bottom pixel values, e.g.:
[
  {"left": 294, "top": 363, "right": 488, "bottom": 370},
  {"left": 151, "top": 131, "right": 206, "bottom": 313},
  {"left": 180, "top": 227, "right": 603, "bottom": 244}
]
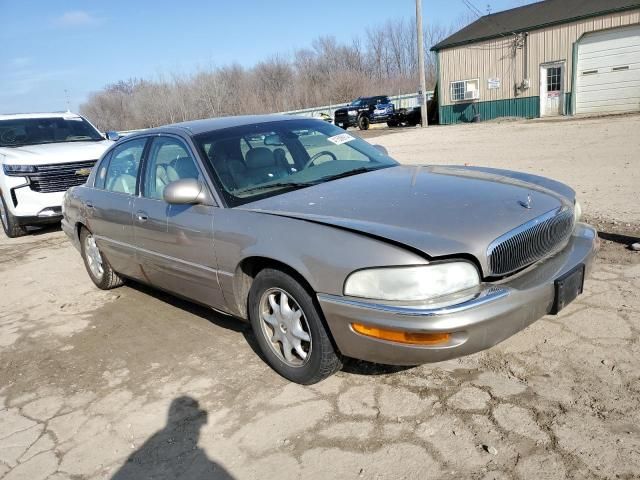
[{"left": 460, "top": 0, "right": 519, "bottom": 38}]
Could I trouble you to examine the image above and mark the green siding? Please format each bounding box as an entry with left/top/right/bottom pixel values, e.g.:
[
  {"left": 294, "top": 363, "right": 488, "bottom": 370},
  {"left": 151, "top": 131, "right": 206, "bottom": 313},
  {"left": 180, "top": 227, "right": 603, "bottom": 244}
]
[
  {"left": 439, "top": 96, "right": 540, "bottom": 124},
  {"left": 564, "top": 92, "right": 573, "bottom": 115}
]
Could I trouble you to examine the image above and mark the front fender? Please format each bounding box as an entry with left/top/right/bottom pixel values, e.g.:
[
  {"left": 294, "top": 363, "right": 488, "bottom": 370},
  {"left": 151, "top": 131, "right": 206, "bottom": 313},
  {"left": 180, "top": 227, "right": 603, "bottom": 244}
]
[{"left": 213, "top": 209, "right": 428, "bottom": 316}]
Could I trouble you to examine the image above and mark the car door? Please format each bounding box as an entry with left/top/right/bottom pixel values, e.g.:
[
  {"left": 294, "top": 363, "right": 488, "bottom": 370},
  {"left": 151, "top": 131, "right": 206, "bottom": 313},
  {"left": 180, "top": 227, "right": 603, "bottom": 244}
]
[
  {"left": 85, "top": 137, "right": 147, "bottom": 279},
  {"left": 133, "top": 135, "right": 225, "bottom": 309}
]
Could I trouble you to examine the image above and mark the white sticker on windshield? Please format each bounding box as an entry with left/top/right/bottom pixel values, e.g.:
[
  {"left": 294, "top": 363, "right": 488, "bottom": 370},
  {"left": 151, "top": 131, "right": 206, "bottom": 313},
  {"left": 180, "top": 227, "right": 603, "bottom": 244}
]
[{"left": 327, "top": 133, "right": 355, "bottom": 145}]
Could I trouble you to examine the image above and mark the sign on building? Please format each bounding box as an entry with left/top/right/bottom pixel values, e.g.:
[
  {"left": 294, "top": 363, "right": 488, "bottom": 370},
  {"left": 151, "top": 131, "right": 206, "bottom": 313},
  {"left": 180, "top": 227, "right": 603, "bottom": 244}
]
[{"left": 488, "top": 78, "right": 501, "bottom": 89}]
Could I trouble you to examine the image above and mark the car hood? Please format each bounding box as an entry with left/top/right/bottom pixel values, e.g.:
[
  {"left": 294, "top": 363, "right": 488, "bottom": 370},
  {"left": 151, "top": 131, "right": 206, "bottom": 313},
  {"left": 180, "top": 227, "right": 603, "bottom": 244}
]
[
  {"left": 0, "top": 140, "right": 113, "bottom": 166},
  {"left": 239, "top": 165, "right": 575, "bottom": 275},
  {"left": 335, "top": 106, "right": 367, "bottom": 114}
]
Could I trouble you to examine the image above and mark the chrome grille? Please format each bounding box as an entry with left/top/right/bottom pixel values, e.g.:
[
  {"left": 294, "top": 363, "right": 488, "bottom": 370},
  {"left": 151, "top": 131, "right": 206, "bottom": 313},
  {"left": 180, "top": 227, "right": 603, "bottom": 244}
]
[
  {"left": 487, "top": 207, "right": 574, "bottom": 276},
  {"left": 26, "top": 160, "right": 97, "bottom": 193}
]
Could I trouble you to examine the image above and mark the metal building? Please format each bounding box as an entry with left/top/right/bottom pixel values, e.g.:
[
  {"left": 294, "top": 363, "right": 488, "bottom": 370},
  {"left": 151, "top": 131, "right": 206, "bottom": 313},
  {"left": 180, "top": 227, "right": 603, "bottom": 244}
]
[{"left": 432, "top": 0, "right": 640, "bottom": 124}]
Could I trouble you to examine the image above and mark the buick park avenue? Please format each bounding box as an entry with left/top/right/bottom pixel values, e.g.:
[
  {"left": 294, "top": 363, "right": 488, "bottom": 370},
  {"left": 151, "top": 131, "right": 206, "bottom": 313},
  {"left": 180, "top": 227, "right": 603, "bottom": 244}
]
[{"left": 62, "top": 115, "right": 598, "bottom": 384}]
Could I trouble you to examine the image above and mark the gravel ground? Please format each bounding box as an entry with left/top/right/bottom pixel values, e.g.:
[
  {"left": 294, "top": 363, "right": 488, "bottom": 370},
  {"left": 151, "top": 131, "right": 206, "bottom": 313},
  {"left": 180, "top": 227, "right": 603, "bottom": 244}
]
[{"left": 1, "top": 115, "right": 639, "bottom": 480}]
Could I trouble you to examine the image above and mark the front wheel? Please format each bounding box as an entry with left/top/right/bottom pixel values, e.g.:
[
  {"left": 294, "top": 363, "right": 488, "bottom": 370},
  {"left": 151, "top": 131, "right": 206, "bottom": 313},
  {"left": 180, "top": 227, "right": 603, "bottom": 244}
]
[
  {"left": 80, "top": 227, "right": 124, "bottom": 290},
  {"left": 249, "top": 268, "right": 342, "bottom": 384},
  {"left": 357, "top": 116, "right": 370, "bottom": 130},
  {"left": 0, "top": 194, "right": 27, "bottom": 238}
]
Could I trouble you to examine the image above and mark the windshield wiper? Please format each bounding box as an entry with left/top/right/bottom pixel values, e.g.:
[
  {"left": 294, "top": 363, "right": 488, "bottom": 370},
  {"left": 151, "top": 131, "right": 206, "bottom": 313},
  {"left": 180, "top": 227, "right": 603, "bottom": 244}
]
[
  {"left": 316, "top": 166, "right": 387, "bottom": 183},
  {"left": 234, "top": 181, "right": 317, "bottom": 195}
]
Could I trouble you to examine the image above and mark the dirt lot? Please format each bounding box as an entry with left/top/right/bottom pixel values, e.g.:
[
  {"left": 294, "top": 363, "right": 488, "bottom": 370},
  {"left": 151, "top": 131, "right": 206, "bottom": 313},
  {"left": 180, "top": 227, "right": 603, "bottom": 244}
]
[{"left": 1, "top": 115, "right": 639, "bottom": 480}]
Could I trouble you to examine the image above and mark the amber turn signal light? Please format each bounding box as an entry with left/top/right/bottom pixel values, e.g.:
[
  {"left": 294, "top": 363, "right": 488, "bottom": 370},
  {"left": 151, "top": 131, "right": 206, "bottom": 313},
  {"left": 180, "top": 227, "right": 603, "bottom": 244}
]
[{"left": 351, "top": 323, "right": 451, "bottom": 345}]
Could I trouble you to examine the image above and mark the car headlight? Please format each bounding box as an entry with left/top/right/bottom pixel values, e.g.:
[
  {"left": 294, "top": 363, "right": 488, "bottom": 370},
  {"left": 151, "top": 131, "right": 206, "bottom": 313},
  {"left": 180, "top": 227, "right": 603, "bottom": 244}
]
[
  {"left": 3, "top": 164, "right": 36, "bottom": 176},
  {"left": 574, "top": 200, "right": 582, "bottom": 223},
  {"left": 348, "top": 110, "right": 358, "bottom": 116},
  {"left": 344, "top": 262, "right": 480, "bottom": 302}
]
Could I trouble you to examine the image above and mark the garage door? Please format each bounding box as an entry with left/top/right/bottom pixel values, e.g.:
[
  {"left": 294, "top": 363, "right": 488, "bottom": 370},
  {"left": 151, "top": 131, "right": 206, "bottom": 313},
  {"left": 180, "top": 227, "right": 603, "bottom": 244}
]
[{"left": 575, "top": 24, "right": 640, "bottom": 115}]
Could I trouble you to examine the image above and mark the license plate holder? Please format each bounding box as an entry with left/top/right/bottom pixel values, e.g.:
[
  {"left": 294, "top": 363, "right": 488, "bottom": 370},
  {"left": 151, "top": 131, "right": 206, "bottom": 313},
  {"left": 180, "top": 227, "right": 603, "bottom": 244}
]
[{"left": 551, "top": 264, "right": 585, "bottom": 314}]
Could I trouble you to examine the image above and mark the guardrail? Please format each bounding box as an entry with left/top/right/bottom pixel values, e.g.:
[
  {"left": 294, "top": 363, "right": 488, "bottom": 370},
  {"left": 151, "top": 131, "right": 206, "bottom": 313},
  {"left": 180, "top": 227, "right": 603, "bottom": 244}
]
[
  {"left": 113, "top": 92, "right": 435, "bottom": 134},
  {"left": 116, "top": 129, "right": 146, "bottom": 138},
  {"left": 279, "top": 91, "right": 434, "bottom": 119}
]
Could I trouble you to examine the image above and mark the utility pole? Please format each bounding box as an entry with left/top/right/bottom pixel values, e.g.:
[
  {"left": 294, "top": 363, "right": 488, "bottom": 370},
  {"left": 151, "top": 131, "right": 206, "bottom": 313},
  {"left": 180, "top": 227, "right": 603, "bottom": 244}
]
[{"left": 416, "top": 0, "right": 429, "bottom": 127}]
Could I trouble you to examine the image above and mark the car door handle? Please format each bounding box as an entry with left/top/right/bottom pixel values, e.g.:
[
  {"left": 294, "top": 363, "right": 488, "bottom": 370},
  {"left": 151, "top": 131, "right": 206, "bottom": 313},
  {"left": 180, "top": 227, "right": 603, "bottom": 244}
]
[
  {"left": 85, "top": 201, "right": 94, "bottom": 209},
  {"left": 136, "top": 211, "right": 148, "bottom": 222}
]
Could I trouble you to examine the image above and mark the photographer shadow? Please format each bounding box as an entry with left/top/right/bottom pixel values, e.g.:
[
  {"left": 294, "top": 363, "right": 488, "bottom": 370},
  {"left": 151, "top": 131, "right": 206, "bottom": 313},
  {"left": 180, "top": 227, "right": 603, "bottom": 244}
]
[{"left": 111, "top": 396, "right": 234, "bottom": 480}]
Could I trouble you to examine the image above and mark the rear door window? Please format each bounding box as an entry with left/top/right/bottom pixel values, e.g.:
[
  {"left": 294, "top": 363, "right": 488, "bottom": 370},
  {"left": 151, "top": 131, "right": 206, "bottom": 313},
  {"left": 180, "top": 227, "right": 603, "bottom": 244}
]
[{"left": 104, "top": 138, "right": 147, "bottom": 195}]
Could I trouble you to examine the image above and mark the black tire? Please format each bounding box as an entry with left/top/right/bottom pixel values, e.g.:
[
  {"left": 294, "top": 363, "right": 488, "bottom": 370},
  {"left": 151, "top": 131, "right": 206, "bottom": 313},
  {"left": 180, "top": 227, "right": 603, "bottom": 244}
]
[
  {"left": 0, "top": 193, "right": 27, "bottom": 238},
  {"left": 357, "top": 116, "right": 370, "bottom": 130},
  {"left": 249, "top": 268, "right": 342, "bottom": 384},
  {"left": 80, "top": 227, "right": 124, "bottom": 290},
  {"left": 387, "top": 120, "right": 398, "bottom": 128}
]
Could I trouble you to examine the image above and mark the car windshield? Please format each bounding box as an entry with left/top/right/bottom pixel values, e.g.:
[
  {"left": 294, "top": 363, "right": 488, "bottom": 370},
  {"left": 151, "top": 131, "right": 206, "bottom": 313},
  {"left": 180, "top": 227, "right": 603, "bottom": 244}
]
[
  {"left": 0, "top": 116, "right": 104, "bottom": 147},
  {"left": 195, "top": 118, "right": 398, "bottom": 207},
  {"left": 349, "top": 99, "right": 365, "bottom": 106}
]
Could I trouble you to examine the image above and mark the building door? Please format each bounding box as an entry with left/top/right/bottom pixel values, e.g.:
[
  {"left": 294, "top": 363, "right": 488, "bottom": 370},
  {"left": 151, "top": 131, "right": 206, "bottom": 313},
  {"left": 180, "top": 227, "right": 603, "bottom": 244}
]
[
  {"left": 540, "top": 62, "right": 564, "bottom": 117},
  {"left": 575, "top": 24, "right": 640, "bottom": 115}
]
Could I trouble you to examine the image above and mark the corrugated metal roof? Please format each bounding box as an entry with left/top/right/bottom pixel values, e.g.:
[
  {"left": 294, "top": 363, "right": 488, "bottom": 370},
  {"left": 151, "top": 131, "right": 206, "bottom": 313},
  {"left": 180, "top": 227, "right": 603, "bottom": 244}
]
[{"left": 432, "top": 0, "right": 640, "bottom": 51}]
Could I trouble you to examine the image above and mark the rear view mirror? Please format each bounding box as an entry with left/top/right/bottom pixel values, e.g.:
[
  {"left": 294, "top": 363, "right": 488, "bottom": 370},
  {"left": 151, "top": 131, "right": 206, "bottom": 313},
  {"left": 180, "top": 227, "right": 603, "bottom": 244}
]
[
  {"left": 105, "top": 131, "right": 120, "bottom": 141},
  {"left": 163, "top": 179, "right": 210, "bottom": 205},
  {"left": 264, "top": 134, "right": 284, "bottom": 146}
]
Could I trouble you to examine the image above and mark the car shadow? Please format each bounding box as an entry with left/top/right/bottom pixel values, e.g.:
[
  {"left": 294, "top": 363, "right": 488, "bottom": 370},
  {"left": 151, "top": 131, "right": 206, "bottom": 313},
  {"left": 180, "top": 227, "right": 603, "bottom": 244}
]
[
  {"left": 111, "top": 396, "right": 234, "bottom": 479},
  {"left": 341, "top": 358, "right": 415, "bottom": 376},
  {"left": 598, "top": 230, "right": 639, "bottom": 247},
  {"left": 26, "top": 223, "right": 62, "bottom": 236},
  {"left": 124, "top": 280, "right": 415, "bottom": 379},
  {"left": 123, "top": 281, "right": 267, "bottom": 363}
]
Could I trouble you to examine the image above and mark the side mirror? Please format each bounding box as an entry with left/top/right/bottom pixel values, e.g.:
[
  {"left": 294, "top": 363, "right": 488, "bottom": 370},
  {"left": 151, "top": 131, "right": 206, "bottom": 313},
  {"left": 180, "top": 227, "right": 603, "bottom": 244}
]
[
  {"left": 163, "top": 179, "right": 210, "bottom": 205},
  {"left": 373, "top": 144, "right": 388, "bottom": 155},
  {"left": 105, "top": 131, "right": 120, "bottom": 141}
]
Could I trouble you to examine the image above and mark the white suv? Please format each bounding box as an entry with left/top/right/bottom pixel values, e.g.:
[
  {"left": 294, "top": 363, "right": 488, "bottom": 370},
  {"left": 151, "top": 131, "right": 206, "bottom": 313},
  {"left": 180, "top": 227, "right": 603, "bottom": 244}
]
[{"left": 0, "top": 112, "right": 115, "bottom": 237}]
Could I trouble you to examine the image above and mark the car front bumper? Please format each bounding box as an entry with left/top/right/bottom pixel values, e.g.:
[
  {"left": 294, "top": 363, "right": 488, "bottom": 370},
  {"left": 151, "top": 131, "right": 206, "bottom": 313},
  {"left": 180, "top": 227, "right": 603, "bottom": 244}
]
[{"left": 317, "top": 223, "right": 598, "bottom": 366}]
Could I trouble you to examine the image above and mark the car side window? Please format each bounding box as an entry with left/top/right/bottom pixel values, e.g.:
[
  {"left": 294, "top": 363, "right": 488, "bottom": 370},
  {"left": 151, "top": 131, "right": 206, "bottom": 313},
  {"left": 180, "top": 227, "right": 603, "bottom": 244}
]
[
  {"left": 143, "top": 137, "right": 202, "bottom": 200},
  {"left": 94, "top": 151, "right": 112, "bottom": 189},
  {"left": 104, "top": 138, "right": 146, "bottom": 195}
]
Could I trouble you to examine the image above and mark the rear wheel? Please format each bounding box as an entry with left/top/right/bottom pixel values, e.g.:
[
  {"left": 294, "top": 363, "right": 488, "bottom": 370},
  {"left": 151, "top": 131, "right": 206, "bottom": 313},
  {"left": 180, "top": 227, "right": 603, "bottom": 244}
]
[
  {"left": 0, "top": 194, "right": 27, "bottom": 238},
  {"left": 357, "top": 116, "right": 370, "bottom": 130},
  {"left": 387, "top": 120, "right": 399, "bottom": 128},
  {"left": 249, "top": 268, "right": 342, "bottom": 384},
  {"left": 80, "top": 227, "right": 124, "bottom": 290}
]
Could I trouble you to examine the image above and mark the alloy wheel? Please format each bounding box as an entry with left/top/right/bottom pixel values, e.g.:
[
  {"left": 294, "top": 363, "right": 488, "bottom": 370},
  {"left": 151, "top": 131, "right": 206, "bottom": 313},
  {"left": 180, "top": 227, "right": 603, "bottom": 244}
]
[
  {"left": 0, "top": 201, "right": 7, "bottom": 230},
  {"left": 84, "top": 234, "right": 104, "bottom": 279},
  {"left": 259, "top": 287, "right": 312, "bottom": 367}
]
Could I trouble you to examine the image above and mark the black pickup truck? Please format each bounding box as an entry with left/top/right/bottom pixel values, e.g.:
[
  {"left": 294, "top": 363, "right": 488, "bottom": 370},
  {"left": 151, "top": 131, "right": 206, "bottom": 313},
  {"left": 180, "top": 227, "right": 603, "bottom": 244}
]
[
  {"left": 334, "top": 96, "right": 426, "bottom": 130},
  {"left": 334, "top": 96, "right": 395, "bottom": 130}
]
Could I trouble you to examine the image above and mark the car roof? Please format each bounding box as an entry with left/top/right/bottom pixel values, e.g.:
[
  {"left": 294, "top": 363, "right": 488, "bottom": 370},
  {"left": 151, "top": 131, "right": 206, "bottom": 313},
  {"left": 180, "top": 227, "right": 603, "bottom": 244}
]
[
  {"left": 0, "top": 111, "right": 82, "bottom": 121},
  {"left": 134, "top": 114, "right": 303, "bottom": 137}
]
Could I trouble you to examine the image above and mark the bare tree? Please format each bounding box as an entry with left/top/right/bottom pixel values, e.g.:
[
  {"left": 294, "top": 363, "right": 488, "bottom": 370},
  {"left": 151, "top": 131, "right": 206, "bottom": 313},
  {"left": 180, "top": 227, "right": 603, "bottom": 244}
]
[{"left": 81, "top": 17, "right": 454, "bottom": 130}]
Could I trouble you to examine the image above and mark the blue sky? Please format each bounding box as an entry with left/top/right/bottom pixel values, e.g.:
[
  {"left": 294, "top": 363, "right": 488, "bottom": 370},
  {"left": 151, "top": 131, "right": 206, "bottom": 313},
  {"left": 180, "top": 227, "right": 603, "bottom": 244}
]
[{"left": 0, "top": 0, "right": 533, "bottom": 113}]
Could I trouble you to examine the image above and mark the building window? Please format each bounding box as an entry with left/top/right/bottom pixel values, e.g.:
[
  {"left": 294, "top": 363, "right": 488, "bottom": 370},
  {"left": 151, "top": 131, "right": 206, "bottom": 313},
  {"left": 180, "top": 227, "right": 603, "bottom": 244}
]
[
  {"left": 450, "top": 79, "right": 480, "bottom": 102},
  {"left": 546, "top": 67, "right": 561, "bottom": 92}
]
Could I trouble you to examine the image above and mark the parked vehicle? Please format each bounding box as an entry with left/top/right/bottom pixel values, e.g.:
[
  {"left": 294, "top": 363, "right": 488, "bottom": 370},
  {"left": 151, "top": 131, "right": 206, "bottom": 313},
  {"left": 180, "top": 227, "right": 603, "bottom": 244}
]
[
  {"left": 0, "top": 112, "right": 116, "bottom": 237},
  {"left": 334, "top": 96, "right": 395, "bottom": 130},
  {"left": 62, "top": 115, "right": 597, "bottom": 384}
]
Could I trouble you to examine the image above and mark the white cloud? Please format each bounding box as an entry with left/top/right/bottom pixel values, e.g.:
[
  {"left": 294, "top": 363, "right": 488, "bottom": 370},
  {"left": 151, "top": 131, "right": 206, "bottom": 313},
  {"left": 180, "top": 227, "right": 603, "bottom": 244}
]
[{"left": 54, "top": 10, "right": 100, "bottom": 27}]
